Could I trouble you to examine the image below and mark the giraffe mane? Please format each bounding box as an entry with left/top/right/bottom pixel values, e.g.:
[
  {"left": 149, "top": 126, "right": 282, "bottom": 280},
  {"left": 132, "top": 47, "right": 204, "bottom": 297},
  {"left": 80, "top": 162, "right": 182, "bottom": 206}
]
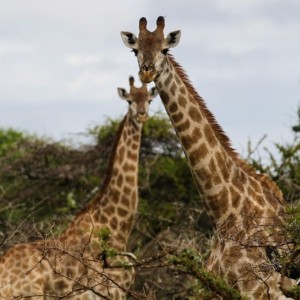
[{"left": 167, "top": 54, "right": 284, "bottom": 201}]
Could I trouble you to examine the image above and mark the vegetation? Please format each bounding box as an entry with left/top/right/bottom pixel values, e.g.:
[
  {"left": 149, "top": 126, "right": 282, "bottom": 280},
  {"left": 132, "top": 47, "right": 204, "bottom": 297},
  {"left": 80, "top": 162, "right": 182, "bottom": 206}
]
[{"left": 0, "top": 109, "right": 299, "bottom": 298}]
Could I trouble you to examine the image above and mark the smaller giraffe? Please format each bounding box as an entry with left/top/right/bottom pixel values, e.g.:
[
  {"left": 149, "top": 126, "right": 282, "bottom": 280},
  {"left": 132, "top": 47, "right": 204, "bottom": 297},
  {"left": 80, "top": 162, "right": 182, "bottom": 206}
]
[{"left": 0, "top": 77, "right": 157, "bottom": 299}]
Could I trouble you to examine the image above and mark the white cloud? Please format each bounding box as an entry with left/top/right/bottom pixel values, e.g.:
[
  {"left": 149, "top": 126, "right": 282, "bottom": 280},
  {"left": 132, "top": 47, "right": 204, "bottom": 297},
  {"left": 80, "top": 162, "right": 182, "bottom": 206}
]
[
  {"left": 66, "top": 69, "right": 102, "bottom": 94},
  {"left": 65, "top": 53, "right": 103, "bottom": 68},
  {"left": 0, "top": 41, "right": 36, "bottom": 59}
]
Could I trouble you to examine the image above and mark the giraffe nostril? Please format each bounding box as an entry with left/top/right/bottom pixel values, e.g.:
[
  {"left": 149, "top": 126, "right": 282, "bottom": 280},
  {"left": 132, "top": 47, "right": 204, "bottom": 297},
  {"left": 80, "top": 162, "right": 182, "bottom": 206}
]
[{"left": 142, "top": 64, "right": 153, "bottom": 72}]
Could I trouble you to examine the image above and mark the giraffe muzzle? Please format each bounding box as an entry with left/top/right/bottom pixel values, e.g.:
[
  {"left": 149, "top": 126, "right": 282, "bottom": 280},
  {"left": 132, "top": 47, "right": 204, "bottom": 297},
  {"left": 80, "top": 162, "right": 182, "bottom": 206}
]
[
  {"left": 137, "top": 113, "right": 148, "bottom": 123},
  {"left": 139, "top": 65, "right": 156, "bottom": 83}
]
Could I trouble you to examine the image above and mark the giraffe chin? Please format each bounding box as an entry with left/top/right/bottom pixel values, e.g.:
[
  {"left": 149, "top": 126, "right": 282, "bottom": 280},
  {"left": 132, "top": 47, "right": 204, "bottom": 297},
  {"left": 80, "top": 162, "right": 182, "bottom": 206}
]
[{"left": 139, "top": 71, "right": 156, "bottom": 83}]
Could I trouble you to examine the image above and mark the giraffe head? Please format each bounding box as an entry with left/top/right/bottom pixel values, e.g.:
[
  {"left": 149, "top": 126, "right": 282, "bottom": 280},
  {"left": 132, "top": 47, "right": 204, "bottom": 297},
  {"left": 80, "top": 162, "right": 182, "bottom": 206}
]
[
  {"left": 121, "top": 16, "right": 181, "bottom": 83},
  {"left": 118, "top": 76, "right": 158, "bottom": 125}
]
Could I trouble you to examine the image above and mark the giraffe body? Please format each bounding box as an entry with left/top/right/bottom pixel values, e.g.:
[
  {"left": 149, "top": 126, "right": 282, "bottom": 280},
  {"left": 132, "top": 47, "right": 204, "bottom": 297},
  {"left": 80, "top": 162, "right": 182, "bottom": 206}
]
[
  {"left": 0, "top": 77, "right": 157, "bottom": 299},
  {"left": 121, "top": 17, "right": 296, "bottom": 299}
]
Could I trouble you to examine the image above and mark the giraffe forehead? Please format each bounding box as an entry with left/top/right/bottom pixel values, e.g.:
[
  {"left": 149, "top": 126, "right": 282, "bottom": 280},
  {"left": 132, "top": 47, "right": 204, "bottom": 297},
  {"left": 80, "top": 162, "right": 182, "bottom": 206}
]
[
  {"left": 132, "top": 95, "right": 149, "bottom": 106},
  {"left": 131, "top": 87, "right": 149, "bottom": 100},
  {"left": 138, "top": 32, "right": 165, "bottom": 51}
]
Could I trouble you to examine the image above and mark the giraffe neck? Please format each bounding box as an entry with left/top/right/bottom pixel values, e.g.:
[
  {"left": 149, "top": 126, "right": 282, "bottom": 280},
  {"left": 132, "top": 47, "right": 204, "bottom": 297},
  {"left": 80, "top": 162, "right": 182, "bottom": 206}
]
[
  {"left": 60, "top": 113, "right": 142, "bottom": 250},
  {"left": 98, "top": 113, "right": 141, "bottom": 204},
  {"left": 155, "top": 55, "right": 284, "bottom": 226}
]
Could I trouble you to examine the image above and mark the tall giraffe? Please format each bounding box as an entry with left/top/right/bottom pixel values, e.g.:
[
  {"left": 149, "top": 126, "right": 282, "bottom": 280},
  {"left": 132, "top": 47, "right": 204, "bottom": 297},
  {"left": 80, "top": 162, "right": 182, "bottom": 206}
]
[
  {"left": 121, "top": 17, "right": 296, "bottom": 299},
  {"left": 0, "top": 76, "right": 157, "bottom": 299}
]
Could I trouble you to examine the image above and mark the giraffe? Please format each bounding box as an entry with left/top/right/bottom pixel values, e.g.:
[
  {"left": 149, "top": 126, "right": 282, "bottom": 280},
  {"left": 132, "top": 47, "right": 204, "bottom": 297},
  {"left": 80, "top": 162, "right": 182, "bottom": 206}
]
[
  {"left": 121, "top": 17, "right": 297, "bottom": 299},
  {"left": 0, "top": 76, "right": 158, "bottom": 299}
]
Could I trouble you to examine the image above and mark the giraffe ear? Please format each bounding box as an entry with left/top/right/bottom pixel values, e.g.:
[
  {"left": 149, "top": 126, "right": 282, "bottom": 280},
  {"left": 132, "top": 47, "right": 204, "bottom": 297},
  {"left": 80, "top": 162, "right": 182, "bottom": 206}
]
[
  {"left": 120, "top": 31, "right": 138, "bottom": 49},
  {"left": 149, "top": 87, "right": 158, "bottom": 99},
  {"left": 117, "top": 88, "right": 130, "bottom": 100},
  {"left": 166, "top": 30, "right": 181, "bottom": 48}
]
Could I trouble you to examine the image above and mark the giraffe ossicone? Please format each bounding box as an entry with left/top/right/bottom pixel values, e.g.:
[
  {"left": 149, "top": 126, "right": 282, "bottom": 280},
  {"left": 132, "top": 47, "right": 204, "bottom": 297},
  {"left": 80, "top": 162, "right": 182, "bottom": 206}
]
[
  {"left": 121, "top": 16, "right": 297, "bottom": 299},
  {"left": 0, "top": 76, "right": 157, "bottom": 299}
]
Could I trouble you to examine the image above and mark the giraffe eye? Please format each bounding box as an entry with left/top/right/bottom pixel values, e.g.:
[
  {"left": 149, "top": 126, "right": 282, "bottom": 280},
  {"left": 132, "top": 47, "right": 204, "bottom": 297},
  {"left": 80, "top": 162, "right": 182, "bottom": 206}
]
[
  {"left": 132, "top": 49, "right": 138, "bottom": 56},
  {"left": 127, "top": 100, "right": 132, "bottom": 105},
  {"left": 162, "top": 48, "right": 169, "bottom": 55}
]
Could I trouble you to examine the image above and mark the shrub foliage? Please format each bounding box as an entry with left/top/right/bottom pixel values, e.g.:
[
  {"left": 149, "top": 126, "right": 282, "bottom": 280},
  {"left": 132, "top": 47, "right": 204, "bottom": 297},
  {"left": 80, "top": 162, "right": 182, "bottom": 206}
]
[{"left": 0, "top": 109, "right": 299, "bottom": 298}]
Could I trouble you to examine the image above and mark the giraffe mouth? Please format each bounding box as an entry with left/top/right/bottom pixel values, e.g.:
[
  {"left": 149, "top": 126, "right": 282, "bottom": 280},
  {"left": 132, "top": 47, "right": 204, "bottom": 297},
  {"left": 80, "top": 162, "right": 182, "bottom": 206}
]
[
  {"left": 139, "top": 70, "right": 156, "bottom": 83},
  {"left": 137, "top": 114, "right": 148, "bottom": 123}
]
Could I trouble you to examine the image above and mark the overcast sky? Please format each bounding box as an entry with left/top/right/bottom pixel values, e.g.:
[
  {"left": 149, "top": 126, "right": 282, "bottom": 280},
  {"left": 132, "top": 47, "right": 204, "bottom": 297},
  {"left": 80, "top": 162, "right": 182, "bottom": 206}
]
[{"left": 0, "top": 0, "right": 299, "bottom": 157}]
